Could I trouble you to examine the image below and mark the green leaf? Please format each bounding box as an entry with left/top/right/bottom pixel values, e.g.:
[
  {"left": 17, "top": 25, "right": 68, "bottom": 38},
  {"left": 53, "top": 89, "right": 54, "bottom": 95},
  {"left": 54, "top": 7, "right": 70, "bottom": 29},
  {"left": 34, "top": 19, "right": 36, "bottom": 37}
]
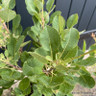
[
  {"left": 13, "top": 14, "right": 21, "bottom": 29},
  {"left": 40, "top": 26, "right": 60, "bottom": 59},
  {"left": 67, "top": 93, "right": 73, "bottom": 96},
  {"left": 31, "top": 85, "right": 42, "bottom": 96},
  {"left": 9, "top": 0, "right": 16, "bottom": 9},
  {"left": 37, "top": 84, "right": 53, "bottom": 96},
  {"left": 63, "top": 46, "right": 78, "bottom": 60},
  {"left": 83, "top": 40, "right": 86, "bottom": 52},
  {"left": 79, "top": 67, "right": 91, "bottom": 76},
  {"left": 34, "top": 13, "right": 41, "bottom": 22},
  {"left": 23, "top": 86, "right": 31, "bottom": 95},
  {"left": 56, "top": 92, "right": 65, "bottom": 96},
  {"left": 34, "top": 0, "right": 43, "bottom": 12},
  {"left": 74, "top": 56, "right": 96, "bottom": 66},
  {"left": 56, "top": 65, "right": 68, "bottom": 73},
  {"left": 50, "top": 11, "right": 62, "bottom": 24},
  {"left": 0, "top": 88, "right": 3, "bottom": 96},
  {"left": 67, "top": 14, "right": 78, "bottom": 28},
  {"left": 25, "top": 0, "right": 38, "bottom": 15},
  {"left": 20, "top": 51, "right": 31, "bottom": 63},
  {"left": 13, "top": 25, "right": 23, "bottom": 36},
  {"left": 2, "top": 0, "right": 10, "bottom": 8},
  {"left": 2, "top": 0, "right": 15, "bottom": 9},
  {"left": 7, "top": 36, "right": 16, "bottom": 56},
  {"left": 23, "top": 58, "right": 44, "bottom": 76},
  {"left": 31, "top": 91, "right": 41, "bottom": 96},
  {"left": 32, "top": 16, "right": 40, "bottom": 25},
  {"left": 31, "top": 25, "right": 41, "bottom": 36},
  {"left": 28, "top": 75, "right": 38, "bottom": 83},
  {"left": 75, "top": 48, "right": 84, "bottom": 61},
  {"left": 43, "top": 11, "right": 49, "bottom": 24},
  {"left": 0, "top": 61, "right": 6, "bottom": 68},
  {"left": 52, "top": 15, "right": 65, "bottom": 33},
  {"left": 61, "top": 28, "right": 79, "bottom": 59},
  {"left": 50, "top": 76, "right": 64, "bottom": 88},
  {"left": 20, "top": 40, "right": 31, "bottom": 48},
  {"left": 0, "top": 53, "right": 4, "bottom": 59},
  {"left": 28, "top": 52, "right": 48, "bottom": 63},
  {"left": 0, "top": 68, "right": 23, "bottom": 81},
  {"left": 27, "top": 30, "right": 38, "bottom": 42},
  {"left": 4, "top": 50, "right": 9, "bottom": 57},
  {"left": 14, "top": 88, "right": 24, "bottom": 96},
  {"left": 13, "top": 52, "right": 20, "bottom": 61},
  {"left": 19, "top": 78, "right": 30, "bottom": 91},
  {"left": 46, "top": 0, "right": 54, "bottom": 12},
  {"left": 37, "top": 74, "right": 51, "bottom": 88},
  {"left": 78, "top": 75, "right": 95, "bottom": 88},
  {"left": 0, "top": 9, "right": 16, "bottom": 22},
  {"left": 35, "top": 47, "right": 50, "bottom": 56},
  {"left": 59, "top": 81, "right": 74, "bottom": 95},
  {"left": 0, "top": 79, "right": 14, "bottom": 89},
  {"left": 64, "top": 75, "right": 76, "bottom": 86},
  {"left": 15, "top": 36, "right": 25, "bottom": 52},
  {"left": 88, "top": 43, "right": 96, "bottom": 56},
  {"left": 40, "top": 27, "right": 51, "bottom": 51},
  {"left": 22, "top": 27, "right": 30, "bottom": 36},
  {"left": 8, "top": 35, "right": 24, "bottom": 56}
]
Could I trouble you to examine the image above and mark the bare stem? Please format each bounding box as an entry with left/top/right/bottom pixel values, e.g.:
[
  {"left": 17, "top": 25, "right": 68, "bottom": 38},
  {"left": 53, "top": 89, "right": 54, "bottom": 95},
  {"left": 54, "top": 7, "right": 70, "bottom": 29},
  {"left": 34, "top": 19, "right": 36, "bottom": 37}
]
[
  {"left": 3, "top": 22, "right": 10, "bottom": 33},
  {"left": 6, "top": 62, "right": 22, "bottom": 70},
  {"left": 0, "top": 18, "right": 10, "bottom": 33},
  {"left": 0, "top": 58, "right": 22, "bottom": 70}
]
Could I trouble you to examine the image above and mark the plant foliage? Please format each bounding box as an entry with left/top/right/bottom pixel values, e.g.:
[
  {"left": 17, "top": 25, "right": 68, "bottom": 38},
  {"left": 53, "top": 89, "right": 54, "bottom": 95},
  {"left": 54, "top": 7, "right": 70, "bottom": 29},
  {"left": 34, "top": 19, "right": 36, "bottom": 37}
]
[{"left": 0, "top": 0, "right": 96, "bottom": 96}]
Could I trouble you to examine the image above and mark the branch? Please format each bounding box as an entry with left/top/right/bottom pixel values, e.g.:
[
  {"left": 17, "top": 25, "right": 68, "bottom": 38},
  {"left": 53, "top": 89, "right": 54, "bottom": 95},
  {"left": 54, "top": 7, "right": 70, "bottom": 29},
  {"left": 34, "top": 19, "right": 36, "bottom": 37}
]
[
  {"left": 2, "top": 22, "right": 10, "bottom": 33},
  {"left": 71, "top": 49, "right": 96, "bottom": 61},
  {"left": 6, "top": 62, "right": 22, "bottom": 70},
  {"left": 0, "top": 18, "right": 10, "bottom": 33},
  {"left": 0, "top": 59, "right": 22, "bottom": 70}
]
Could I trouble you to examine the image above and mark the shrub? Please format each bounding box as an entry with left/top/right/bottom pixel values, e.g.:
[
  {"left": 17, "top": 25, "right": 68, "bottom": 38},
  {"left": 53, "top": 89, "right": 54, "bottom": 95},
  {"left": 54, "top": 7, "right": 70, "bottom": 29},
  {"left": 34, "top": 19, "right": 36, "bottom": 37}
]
[{"left": 0, "top": 0, "right": 96, "bottom": 96}]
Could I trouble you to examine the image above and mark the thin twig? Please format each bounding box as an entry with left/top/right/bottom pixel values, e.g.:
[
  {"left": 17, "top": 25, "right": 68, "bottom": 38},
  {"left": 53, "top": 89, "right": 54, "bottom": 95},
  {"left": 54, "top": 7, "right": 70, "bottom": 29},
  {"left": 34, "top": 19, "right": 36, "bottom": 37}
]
[
  {"left": 0, "top": 18, "right": 10, "bottom": 33},
  {"left": 71, "top": 48, "right": 96, "bottom": 61},
  {"left": 6, "top": 62, "right": 22, "bottom": 70},
  {"left": 0, "top": 59, "right": 22, "bottom": 70},
  {"left": 3, "top": 22, "right": 10, "bottom": 33}
]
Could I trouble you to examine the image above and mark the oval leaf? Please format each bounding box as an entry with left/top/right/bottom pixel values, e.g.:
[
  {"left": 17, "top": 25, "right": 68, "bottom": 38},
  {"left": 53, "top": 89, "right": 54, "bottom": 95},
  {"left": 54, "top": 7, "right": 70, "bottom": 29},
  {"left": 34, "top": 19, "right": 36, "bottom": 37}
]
[
  {"left": 67, "top": 14, "right": 78, "bottom": 28},
  {"left": 12, "top": 14, "right": 21, "bottom": 29},
  {"left": 19, "top": 78, "right": 30, "bottom": 91},
  {"left": 34, "top": 0, "right": 43, "bottom": 12},
  {"left": 78, "top": 75, "right": 95, "bottom": 88},
  {"left": 46, "top": 0, "right": 54, "bottom": 12},
  {"left": 59, "top": 81, "right": 74, "bottom": 95},
  {"left": 23, "top": 58, "right": 44, "bottom": 76},
  {"left": 52, "top": 15, "right": 65, "bottom": 33},
  {"left": 50, "top": 11, "right": 61, "bottom": 23},
  {"left": 25, "top": 0, "right": 38, "bottom": 15},
  {"left": 61, "top": 28, "right": 79, "bottom": 59},
  {"left": 0, "top": 9, "right": 16, "bottom": 22},
  {"left": 40, "top": 26, "right": 60, "bottom": 59}
]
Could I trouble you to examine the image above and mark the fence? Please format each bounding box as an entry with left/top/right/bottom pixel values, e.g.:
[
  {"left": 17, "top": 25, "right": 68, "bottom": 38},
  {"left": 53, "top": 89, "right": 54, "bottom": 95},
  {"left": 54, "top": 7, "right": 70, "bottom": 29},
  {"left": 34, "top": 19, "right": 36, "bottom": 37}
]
[{"left": 15, "top": 0, "right": 96, "bottom": 48}]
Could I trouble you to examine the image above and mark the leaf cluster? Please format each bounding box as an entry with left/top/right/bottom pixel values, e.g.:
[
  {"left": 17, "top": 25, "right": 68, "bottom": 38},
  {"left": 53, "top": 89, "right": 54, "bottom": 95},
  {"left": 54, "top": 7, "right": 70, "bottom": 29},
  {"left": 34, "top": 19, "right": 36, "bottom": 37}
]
[{"left": 0, "top": 0, "right": 96, "bottom": 96}]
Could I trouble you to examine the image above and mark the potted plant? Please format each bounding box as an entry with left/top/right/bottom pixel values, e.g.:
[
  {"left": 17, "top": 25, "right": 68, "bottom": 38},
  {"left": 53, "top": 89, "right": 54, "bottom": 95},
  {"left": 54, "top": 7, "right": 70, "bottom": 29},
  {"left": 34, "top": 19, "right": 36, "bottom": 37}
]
[{"left": 0, "top": 0, "right": 96, "bottom": 96}]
